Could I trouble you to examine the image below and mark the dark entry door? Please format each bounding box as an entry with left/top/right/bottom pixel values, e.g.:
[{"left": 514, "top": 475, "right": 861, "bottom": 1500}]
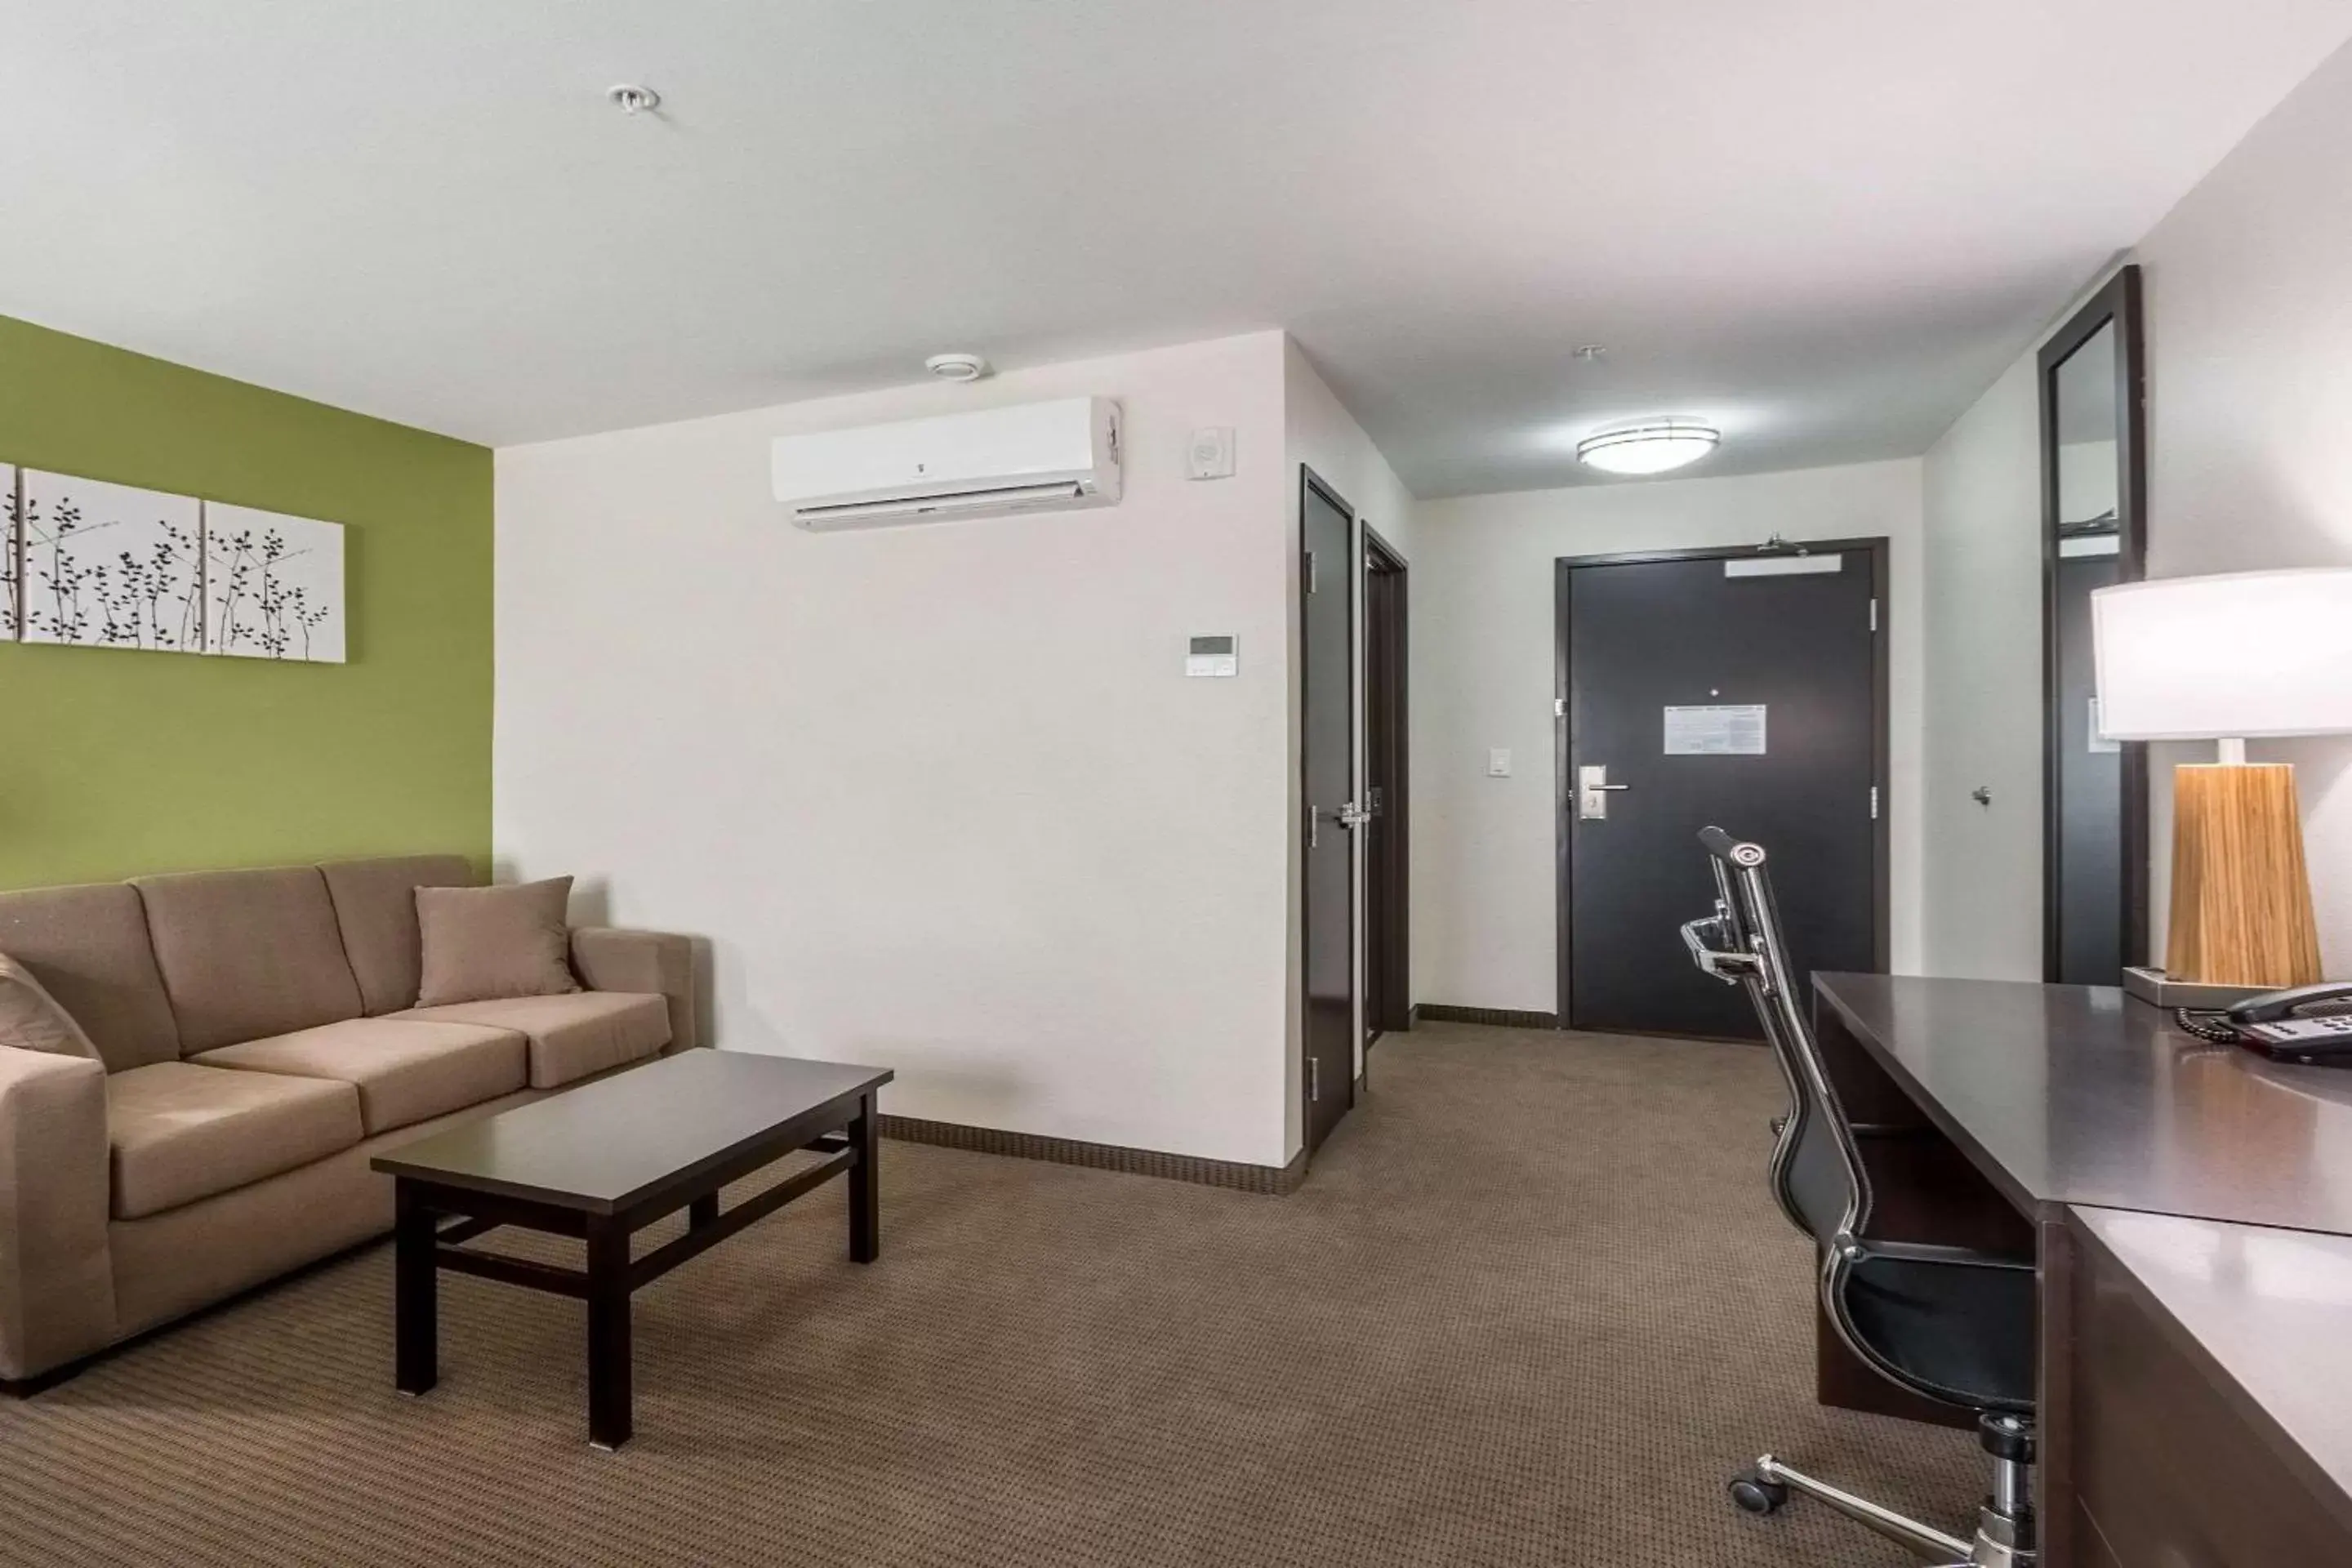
[
  {"left": 1301, "top": 471, "right": 1356, "bottom": 1152},
  {"left": 1561, "top": 546, "right": 1885, "bottom": 1039}
]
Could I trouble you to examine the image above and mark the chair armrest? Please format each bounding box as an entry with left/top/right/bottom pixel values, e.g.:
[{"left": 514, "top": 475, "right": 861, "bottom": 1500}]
[
  {"left": 0, "top": 1047, "right": 115, "bottom": 1379},
  {"left": 570, "top": 928, "right": 699, "bottom": 1051},
  {"left": 1850, "top": 1236, "right": 2036, "bottom": 1272}
]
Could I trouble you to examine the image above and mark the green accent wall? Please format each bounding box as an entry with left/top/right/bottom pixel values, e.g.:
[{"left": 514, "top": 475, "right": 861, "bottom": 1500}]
[{"left": 0, "top": 314, "right": 491, "bottom": 890}]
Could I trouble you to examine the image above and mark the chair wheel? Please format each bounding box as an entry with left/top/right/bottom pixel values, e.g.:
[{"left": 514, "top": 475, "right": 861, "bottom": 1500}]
[{"left": 1728, "top": 1474, "right": 1788, "bottom": 1515}]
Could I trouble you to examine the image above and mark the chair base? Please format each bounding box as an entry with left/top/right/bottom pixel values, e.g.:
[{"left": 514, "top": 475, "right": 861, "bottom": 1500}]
[{"left": 1731, "top": 1415, "right": 2036, "bottom": 1567}]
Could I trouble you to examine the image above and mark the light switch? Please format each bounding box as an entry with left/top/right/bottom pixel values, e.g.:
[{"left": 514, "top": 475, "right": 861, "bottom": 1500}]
[{"left": 1487, "top": 748, "right": 1512, "bottom": 777}]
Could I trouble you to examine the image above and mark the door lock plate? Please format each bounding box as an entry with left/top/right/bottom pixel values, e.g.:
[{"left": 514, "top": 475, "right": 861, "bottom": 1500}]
[{"left": 1578, "top": 765, "right": 1629, "bottom": 820}]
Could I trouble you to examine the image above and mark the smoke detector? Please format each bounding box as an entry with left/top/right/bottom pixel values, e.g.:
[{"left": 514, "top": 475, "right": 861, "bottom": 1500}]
[{"left": 925, "top": 353, "right": 991, "bottom": 383}]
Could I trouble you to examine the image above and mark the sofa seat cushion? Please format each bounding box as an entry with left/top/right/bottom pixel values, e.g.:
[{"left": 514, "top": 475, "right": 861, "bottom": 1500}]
[
  {"left": 105, "top": 1062, "right": 363, "bottom": 1220},
  {"left": 192, "top": 1018, "right": 528, "bottom": 1136},
  {"left": 390, "top": 992, "right": 668, "bottom": 1089}
]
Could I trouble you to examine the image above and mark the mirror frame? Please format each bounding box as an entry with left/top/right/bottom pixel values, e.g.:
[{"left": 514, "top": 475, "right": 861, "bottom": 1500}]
[{"left": 2038, "top": 264, "right": 2148, "bottom": 982}]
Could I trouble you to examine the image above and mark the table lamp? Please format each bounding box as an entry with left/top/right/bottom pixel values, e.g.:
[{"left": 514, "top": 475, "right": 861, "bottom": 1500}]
[{"left": 2092, "top": 568, "right": 2352, "bottom": 994}]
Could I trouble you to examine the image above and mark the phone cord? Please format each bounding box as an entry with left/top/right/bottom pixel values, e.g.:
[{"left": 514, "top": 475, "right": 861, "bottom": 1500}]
[{"left": 2174, "top": 1007, "right": 2242, "bottom": 1045}]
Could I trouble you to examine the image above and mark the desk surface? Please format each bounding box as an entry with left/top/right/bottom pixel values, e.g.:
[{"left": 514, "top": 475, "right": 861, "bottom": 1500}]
[
  {"left": 1815, "top": 973, "right": 2352, "bottom": 1235},
  {"left": 2072, "top": 1205, "right": 2352, "bottom": 1531}
]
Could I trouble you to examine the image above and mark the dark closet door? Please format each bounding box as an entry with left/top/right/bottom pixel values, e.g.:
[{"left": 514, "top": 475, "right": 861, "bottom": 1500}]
[
  {"left": 1561, "top": 546, "right": 1886, "bottom": 1039},
  {"left": 1364, "top": 536, "right": 1409, "bottom": 1040},
  {"left": 1301, "top": 472, "right": 1356, "bottom": 1152}
]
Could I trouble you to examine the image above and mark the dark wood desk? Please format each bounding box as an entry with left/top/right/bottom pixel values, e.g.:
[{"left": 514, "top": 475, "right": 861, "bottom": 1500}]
[
  {"left": 1810, "top": 973, "right": 2352, "bottom": 1567},
  {"left": 2066, "top": 1206, "right": 2352, "bottom": 1566}
]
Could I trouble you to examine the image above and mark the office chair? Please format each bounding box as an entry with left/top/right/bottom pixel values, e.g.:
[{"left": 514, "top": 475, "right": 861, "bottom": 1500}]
[{"left": 1681, "top": 826, "right": 2038, "bottom": 1568}]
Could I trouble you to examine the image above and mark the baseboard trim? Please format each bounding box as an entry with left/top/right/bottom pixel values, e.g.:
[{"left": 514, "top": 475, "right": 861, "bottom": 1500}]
[
  {"left": 1413, "top": 1003, "right": 1561, "bottom": 1030},
  {"left": 878, "top": 1115, "right": 1309, "bottom": 1196}
]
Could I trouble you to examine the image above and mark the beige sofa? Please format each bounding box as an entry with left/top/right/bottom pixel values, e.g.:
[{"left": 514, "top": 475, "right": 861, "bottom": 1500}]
[{"left": 0, "top": 854, "right": 696, "bottom": 1384}]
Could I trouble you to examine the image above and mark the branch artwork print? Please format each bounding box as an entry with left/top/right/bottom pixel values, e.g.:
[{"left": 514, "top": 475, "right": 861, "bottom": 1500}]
[
  {"left": 16, "top": 472, "right": 203, "bottom": 652},
  {"left": 2, "top": 464, "right": 17, "bottom": 639},
  {"left": 202, "top": 503, "right": 345, "bottom": 663}
]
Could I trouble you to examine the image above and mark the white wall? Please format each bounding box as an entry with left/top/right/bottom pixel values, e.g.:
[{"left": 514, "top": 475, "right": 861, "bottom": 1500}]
[
  {"left": 1285, "top": 341, "right": 1418, "bottom": 564},
  {"left": 2136, "top": 37, "right": 2352, "bottom": 971},
  {"left": 1411, "top": 459, "right": 1927, "bottom": 1013},
  {"left": 1920, "top": 359, "right": 2043, "bottom": 979},
  {"left": 495, "top": 331, "right": 1302, "bottom": 1167},
  {"left": 1917, "top": 37, "right": 2352, "bottom": 977}
]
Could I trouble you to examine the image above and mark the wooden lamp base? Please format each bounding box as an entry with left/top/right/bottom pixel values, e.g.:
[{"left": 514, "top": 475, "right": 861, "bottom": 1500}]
[{"left": 2165, "top": 763, "right": 2323, "bottom": 990}]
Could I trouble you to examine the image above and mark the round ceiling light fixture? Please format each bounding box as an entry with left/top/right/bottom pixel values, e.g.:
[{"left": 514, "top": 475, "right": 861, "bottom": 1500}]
[
  {"left": 924, "top": 352, "right": 991, "bottom": 383},
  {"left": 1575, "top": 417, "right": 1721, "bottom": 476},
  {"left": 606, "top": 84, "right": 662, "bottom": 115}
]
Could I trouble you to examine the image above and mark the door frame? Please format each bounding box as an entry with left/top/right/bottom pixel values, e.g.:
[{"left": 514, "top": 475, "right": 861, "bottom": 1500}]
[
  {"left": 2037, "top": 265, "right": 2149, "bottom": 982},
  {"left": 1298, "top": 465, "right": 1359, "bottom": 1152},
  {"left": 1552, "top": 538, "right": 1893, "bottom": 1034},
  {"left": 1362, "top": 523, "right": 1410, "bottom": 1043}
]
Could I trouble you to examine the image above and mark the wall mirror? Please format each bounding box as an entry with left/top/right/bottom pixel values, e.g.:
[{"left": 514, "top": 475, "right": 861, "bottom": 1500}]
[{"left": 2039, "top": 265, "right": 2147, "bottom": 983}]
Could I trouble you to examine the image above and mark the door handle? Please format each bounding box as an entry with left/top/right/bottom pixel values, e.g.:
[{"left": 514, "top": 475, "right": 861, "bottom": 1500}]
[
  {"left": 1578, "top": 764, "right": 1629, "bottom": 821},
  {"left": 1310, "top": 802, "right": 1374, "bottom": 849}
]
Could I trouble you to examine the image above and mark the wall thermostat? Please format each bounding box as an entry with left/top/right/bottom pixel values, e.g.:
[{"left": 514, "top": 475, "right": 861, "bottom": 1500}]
[
  {"left": 1187, "top": 635, "right": 1239, "bottom": 677},
  {"left": 1188, "top": 427, "right": 1236, "bottom": 480}
]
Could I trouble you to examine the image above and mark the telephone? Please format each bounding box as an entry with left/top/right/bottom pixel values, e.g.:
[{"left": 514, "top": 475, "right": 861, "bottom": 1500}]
[{"left": 2176, "top": 982, "right": 2352, "bottom": 1065}]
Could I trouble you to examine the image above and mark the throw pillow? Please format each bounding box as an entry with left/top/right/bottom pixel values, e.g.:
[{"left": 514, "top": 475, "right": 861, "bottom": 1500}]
[
  {"left": 0, "top": 951, "right": 102, "bottom": 1059},
  {"left": 414, "top": 878, "right": 581, "bottom": 1007}
]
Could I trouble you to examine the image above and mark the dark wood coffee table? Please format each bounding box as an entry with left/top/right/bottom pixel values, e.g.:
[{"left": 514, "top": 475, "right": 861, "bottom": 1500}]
[{"left": 372, "top": 1048, "right": 893, "bottom": 1450}]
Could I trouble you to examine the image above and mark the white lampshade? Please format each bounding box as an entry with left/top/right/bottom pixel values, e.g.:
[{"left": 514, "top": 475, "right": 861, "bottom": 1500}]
[{"left": 2091, "top": 568, "right": 2352, "bottom": 741}]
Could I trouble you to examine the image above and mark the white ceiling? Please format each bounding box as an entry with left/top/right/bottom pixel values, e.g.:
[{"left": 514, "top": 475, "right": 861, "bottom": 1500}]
[{"left": 3, "top": 3, "right": 2346, "bottom": 496}]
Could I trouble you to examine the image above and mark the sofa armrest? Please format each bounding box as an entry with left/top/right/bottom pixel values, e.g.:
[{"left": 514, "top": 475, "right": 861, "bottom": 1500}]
[
  {"left": 0, "top": 1047, "right": 114, "bottom": 1380},
  {"left": 570, "top": 928, "right": 699, "bottom": 1052}
]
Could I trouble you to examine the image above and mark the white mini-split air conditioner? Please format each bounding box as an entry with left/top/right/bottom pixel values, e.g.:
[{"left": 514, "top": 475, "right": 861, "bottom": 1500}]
[{"left": 771, "top": 396, "right": 1122, "bottom": 530}]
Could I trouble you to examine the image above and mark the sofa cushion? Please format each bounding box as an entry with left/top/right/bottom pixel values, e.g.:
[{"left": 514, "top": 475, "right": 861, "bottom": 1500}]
[
  {"left": 132, "top": 867, "right": 365, "bottom": 1054},
  {"left": 0, "top": 952, "right": 102, "bottom": 1060},
  {"left": 193, "top": 1018, "right": 527, "bottom": 1136},
  {"left": 415, "top": 878, "right": 580, "bottom": 1008},
  {"left": 391, "top": 991, "right": 668, "bottom": 1089},
  {"left": 0, "top": 884, "right": 181, "bottom": 1071},
  {"left": 105, "top": 1062, "right": 362, "bottom": 1219},
  {"left": 319, "top": 856, "right": 480, "bottom": 1017}
]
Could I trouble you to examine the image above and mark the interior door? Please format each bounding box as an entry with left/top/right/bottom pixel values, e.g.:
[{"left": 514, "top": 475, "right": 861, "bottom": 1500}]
[
  {"left": 1302, "top": 471, "right": 1356, "bottom": 1152},
  {"left": 1363, "top": 537, "right": 1409, "bottom": 1041},
  {"left": 1561, "top": 546, "right": 1885, "bottom": 1039}
]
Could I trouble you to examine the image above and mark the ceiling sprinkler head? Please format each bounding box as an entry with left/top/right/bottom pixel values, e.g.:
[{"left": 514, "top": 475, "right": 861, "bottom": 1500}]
[
  {"left": 607, "top": 84, "right": 662, "bottom": 116},
  {"left": 1574, "top": 345, "right": 1607, "bottom": 362},
  {"left": 925, "top": 353, "right": 991, "bottom": 383}
]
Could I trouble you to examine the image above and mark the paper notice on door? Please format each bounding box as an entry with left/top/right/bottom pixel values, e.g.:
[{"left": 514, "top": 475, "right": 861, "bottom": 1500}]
[{"left": 1664, "top": 704, "right": 1766, "bottom": 756}]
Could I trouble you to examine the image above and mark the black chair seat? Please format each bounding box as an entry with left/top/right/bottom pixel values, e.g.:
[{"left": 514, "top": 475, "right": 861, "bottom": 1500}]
[{"left": 1842, "top": 1252, "right": 2036, "bottom": 1413}]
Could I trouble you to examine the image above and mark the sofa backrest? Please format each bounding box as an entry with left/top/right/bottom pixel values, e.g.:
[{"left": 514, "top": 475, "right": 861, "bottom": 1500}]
[
  {"left": 0, "top": 883, "right": 183, "bottom": 1071},
  {"left": 131, "top": 866, "right": 365, "bottom": 1054},
  {"left": 318, "top": 854, "right": 479, "bottom": 1014}
]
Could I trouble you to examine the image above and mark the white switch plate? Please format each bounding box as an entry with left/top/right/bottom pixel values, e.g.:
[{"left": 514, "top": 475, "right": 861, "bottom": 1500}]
[
  {"left": 1187, "top": 426, "right": 1236, "bottom": 480},
  {"left": 1487, "top": 748, "right": 1512, "bottom": 777}
]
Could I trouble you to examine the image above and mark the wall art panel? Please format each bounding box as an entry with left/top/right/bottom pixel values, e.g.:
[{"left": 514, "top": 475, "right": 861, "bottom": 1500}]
[
  {"left": 18, "top": 470, "right": 203, "bottom": 652},
  {"left": 203, "top": 501, "right": 346, "bottom": 662}
]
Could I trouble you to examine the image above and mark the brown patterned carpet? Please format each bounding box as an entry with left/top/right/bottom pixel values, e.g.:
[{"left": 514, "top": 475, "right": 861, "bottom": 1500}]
[{"left": 0, "top": 1023, "right": 1973, "bottom": 1566}]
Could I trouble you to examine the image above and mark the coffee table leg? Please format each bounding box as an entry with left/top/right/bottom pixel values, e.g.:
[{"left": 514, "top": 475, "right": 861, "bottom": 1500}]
[
  {"left": 689, "top": 1193, "right": 719, "bottom": 1231},
  {"left": 849, "top": 1089, "right": 880, "bottom": 1263},
  {"left": 394, "top": 1183, "right": 438, "bottom": 1396},
  {"left": 586, "top": 1217, "right": 633, "bottom": 1450}
]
